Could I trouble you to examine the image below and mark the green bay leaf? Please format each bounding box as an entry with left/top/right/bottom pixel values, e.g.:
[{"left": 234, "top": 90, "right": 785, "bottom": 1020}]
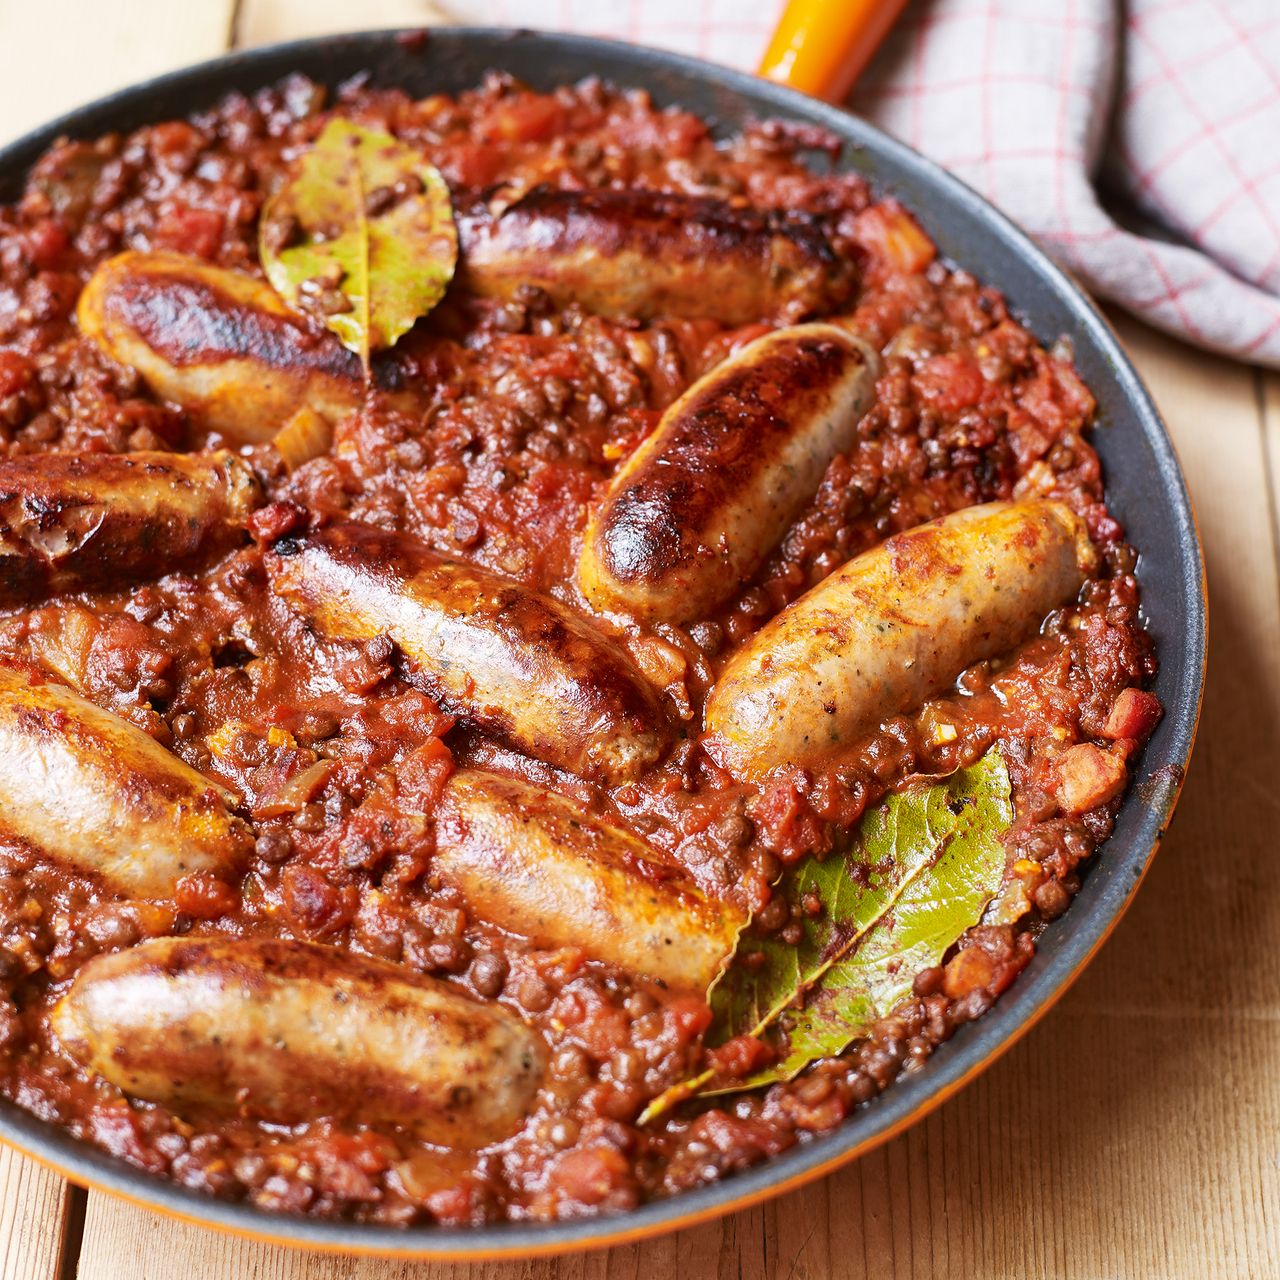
[
  {"left": 259, "top": 119, "right": 458, "bottom": 371},
  {"left": 640, "top": 750, "right": 1011, "bottom": 1123}
]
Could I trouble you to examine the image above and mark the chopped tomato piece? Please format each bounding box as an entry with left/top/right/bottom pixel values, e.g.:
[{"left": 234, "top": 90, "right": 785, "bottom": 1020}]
[
  {"left": 709, "top": 1033, "right": 773, "bottom": 1080},
  {"left": 280, "top": 865, "right": 358, "bottom": 937},
  {"left": 666, "top": 994, "right": 713, "bottom": 1041},
  {"left": 547, "top": 1145, "right": 633, "bottom": 1208},
  {"left": 247, "top": 500, "right": 307, "bottom": 545},
  {"left": 154, "top": 204, "right": 223, "bottom": 259},
  {"left": 396, "top": 736, "right": 455, "bottom": 807},
  {"left": 174, "top": 873, "right": 239, "bottom": 920},
  {"left": 0, "top": 349, "right": 34, "bottom": 397},
  {"left": 480, "top": 93, "right": 566, "bottom": 144},
  {"left": 1050, "top": 357, "right": 1096, "bottom": 422},
  {"left": 443, "top": 142, "right": 503, "bottom": 188},
  {"left": 26, "top": 219, "right": 67, "bottom": 269},
  {"left": 916, "top": 353, "right": 985, "bottom": 412},
  {"left": 147, "top": 120, "right": 203, "bottom": 162}
]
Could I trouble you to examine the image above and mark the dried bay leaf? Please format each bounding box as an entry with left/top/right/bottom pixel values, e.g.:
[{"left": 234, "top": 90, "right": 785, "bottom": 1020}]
[
  {"left": 641, "top": 750, "right": 1012, "bottom": 1123},
  {"left": 259, "top": 119, "right": 457, "bottom": 371}
]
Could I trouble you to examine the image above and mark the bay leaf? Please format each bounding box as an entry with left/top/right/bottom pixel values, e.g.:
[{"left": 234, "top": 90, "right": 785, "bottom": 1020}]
[
  {"left": 640, "top": 750, "right": 1011, "bottom": 1123},
  {"left": 259, "top": 119, "right": 457, "bottom": 371}
]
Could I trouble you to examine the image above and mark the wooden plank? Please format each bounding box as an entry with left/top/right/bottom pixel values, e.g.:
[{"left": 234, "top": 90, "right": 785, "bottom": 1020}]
[
  {"left": 0, "top": 0, "right": 238, "bottom": 148},
  {"left": 75, "top": 1196, "right": 734, "bottom": 1280},
  {"left": 0, "top": 1146, "right": 74, "bottom": 1280},
  {"left": 235, "top": 0, "right": 454, "bottom": 49}
]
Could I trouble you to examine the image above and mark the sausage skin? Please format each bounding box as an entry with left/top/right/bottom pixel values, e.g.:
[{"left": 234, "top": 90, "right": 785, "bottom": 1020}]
[
  {"left": 458, "top": 187, "right": 856, "bottom": 325},
  {"left": 52, "top": 936, "right": 545, "bottom": 1145},
  {"left": 0, "top": 666, "right": 249, "bottom": 896},
  {"left": 77, "top": 250, "right": 368, "bottom": 442},
  {"left": 267, "top": 522, "right": 666, "bottom": 782},
  {"left": 704, "top": 501, "right": 1098, "bottom": 781},
  {"left": 436, "top": 770, "right": 745, "bottom": 989},
  {"left": 578, "top": 324, "right": 879, "bottom": 624},
  {"left": 0, "top": 450, "right": 260, "bottom": 604}
]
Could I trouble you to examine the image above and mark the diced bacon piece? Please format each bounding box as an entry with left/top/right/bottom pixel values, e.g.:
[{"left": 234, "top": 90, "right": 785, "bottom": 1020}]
[
  {"left": 1101, "top": 688, "right": 1163, "bottom": 743},
  {"left": 1055, "top": 742, "right": 1128, "bottom": 815},
  {"left": 856, "top": 201, "right": 937, "bottom": 273}
]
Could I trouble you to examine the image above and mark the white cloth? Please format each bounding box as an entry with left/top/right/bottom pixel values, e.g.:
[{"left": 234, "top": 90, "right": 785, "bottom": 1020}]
[{"left": 462, "top": 0, "right": 1280, "bottom": 366}]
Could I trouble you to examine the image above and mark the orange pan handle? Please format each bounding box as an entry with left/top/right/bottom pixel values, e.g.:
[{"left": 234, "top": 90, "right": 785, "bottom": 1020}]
[{"left": 758, "top": 0, "right": 911, "bottom": 102}]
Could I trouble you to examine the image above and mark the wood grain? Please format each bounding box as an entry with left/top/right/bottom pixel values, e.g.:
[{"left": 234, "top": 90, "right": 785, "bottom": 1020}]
[
  {"left": 236, "top": 0, "right": 454, "bottom": 48},
  {"left": 0, "top": 0, "right": 238, "bottom": 147},
  {"left": 0, "top": 1146, "right": 74, "bottom": 1280},
  {"left": 1, "top": 3, "right": 1277, "bottom": 1276}
]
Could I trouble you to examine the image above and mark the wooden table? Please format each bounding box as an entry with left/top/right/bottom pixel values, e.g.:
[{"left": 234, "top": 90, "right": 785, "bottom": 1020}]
[{"left": 0, "top": 2, "right": 1277, "bottom": 1275}]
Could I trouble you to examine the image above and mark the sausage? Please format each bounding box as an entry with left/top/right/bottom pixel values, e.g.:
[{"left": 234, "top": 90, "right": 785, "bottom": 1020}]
[
  {"left": 77, "top": 250, "right": 373, "bottom": 443},
  {"left": 458, "top": 187, "right": 856, "bottom": 325},
  {"left": 0, "top": 450, "right": 260, "bottom": 604},
  {"left": 436, "top": 770, "right": 745, "bottom": 990},
  {"left": 578, "top": 324, "right": 879, "bottom": 624},
  {"left": 267, "top": 521, "right": 666, "bottom": 782},
  {"left": 52, "top": 936, "right": 545, "bottom": 1145},
  {"left": 704, "top": 501, "right": 1098, "bottom": 781},
  {"left": 0, "top": 666, "right": 249, "bottom": 896}
]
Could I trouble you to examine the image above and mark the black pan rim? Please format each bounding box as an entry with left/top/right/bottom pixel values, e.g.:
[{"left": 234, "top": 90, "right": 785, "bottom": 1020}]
[{"left": 0, "top": 26, "right": 1207, "bottom": 1260}]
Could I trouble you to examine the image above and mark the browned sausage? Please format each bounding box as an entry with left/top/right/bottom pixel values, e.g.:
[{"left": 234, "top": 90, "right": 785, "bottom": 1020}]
[
  {"left": 458, "top": 187, "right": 856, "bottom": 324},
  {"left": 77, "top": 251, "right": 393, "bottom": 443},
  {"left": 0, "top": 666, "right": 249, "bottom": 897},
  {"left": 579, "top": 323, "right": 879, "bottom": 624},
  {"left": 435, "top": 770, "right": 746, "bottom": 989},
  {"left": 266, "top": 521, "right": 667, "bottom": 781},
  {"left": 704, "top": 501, "right": 1098, "bottom": 780},
  {"left": 52, "top": 936, "right": 545, "bottom": 1145},
  {"left": 0, "top": 450, "right": 259, "bottom": 604}
]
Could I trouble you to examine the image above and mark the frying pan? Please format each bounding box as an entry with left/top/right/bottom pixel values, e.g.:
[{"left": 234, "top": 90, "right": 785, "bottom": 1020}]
[{"left": 0, "top": 27, "right": 1206, "bottom": 1260}]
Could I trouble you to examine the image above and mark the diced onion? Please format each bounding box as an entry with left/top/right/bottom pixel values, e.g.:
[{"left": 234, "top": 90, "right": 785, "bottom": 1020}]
[
  {"left": 273, "top": 405, "right": 333, "bottom": 472},
  {"left": 252, "top": 759, "right": 336, "bottom": 819}
]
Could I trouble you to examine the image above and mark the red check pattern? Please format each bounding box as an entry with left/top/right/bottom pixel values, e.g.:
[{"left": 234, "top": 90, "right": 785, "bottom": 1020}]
[{"left": 466, "top": 0, "right": 1280, "bottom": 366}]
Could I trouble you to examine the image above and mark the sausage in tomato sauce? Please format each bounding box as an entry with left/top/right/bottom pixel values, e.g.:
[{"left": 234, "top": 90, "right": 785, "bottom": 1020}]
[
  {"left": 77, "top": 251, "right": 374, "bottom": 443},
  {"left": 267, "top": 521, "right": 667, "bottom": 782},
  {"left": 578, "top": 323, "right": 879, "bottom": 624},
  {"left": 704, "top": 501, "right": 1098, "bottom": 780},
  {"left": 0, "top": 666, "right": 249, "bottom": 896},
  {"left": 435, "top": 770, "right": 745, "bottom": 989},
  {"left": 458, "top": 187, "right": 856, "bottom": 325},
  {"left": 52, "top": 936, "right": 545, "bottom": 1145},
  {"left": 0, "top": 450, "right": 259, "bottom": 604}
]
